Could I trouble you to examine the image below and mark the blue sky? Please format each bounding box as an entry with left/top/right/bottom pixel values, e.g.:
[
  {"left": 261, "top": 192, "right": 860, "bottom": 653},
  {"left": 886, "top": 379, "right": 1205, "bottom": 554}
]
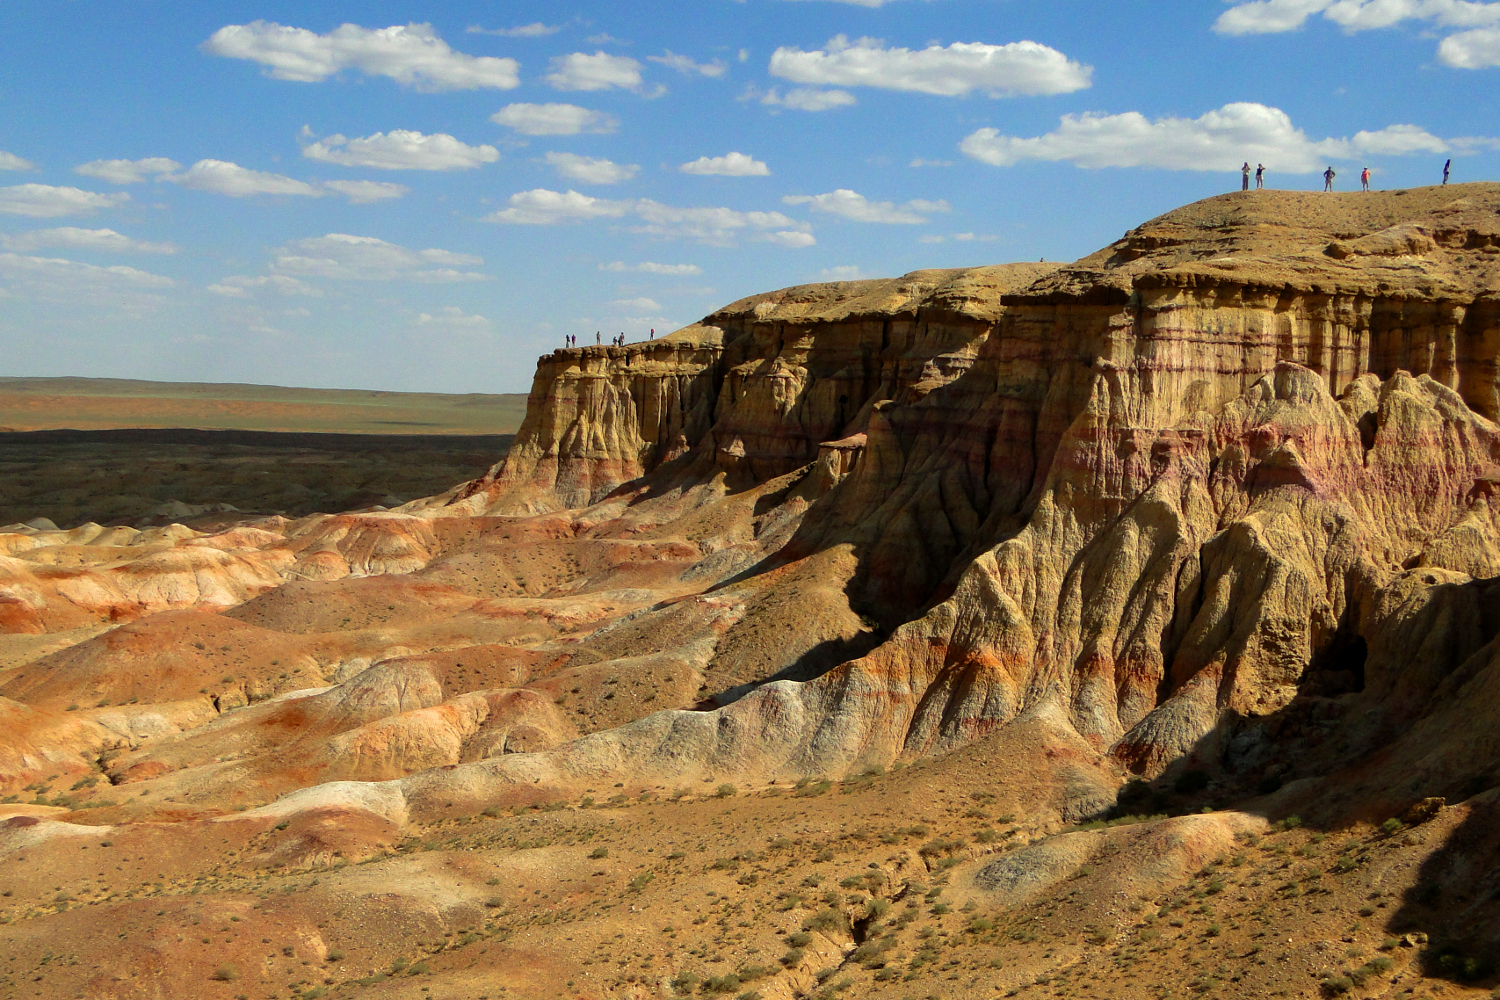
[{"left": 1, "top": 1, "right": 1496, "bottom": 394}]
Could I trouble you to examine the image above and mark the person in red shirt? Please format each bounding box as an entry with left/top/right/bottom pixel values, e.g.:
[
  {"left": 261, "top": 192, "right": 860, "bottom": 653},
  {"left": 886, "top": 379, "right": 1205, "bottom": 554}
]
[{"left": 1361, "top": 167, "right": 1371, "bottom": 192}]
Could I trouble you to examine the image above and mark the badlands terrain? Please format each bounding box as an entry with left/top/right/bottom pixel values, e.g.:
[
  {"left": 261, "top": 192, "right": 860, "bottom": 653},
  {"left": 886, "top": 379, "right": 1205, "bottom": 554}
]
[{"left": 4, "top": 184, "right": 1500, "bottom": 1000}]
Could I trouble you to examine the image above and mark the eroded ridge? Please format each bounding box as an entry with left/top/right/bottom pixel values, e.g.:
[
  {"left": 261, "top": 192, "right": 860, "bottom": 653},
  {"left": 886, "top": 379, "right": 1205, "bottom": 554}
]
[{"left": 4, "top": 185, "right": 1500, "bottom": 999}]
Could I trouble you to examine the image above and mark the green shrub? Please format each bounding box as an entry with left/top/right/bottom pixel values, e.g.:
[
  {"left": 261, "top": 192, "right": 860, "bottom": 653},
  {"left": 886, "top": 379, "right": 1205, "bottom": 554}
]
[
  {"left": 780, "top": 947, "right": 804, "bottom": 967},
  {"left": 210, "top": 965, "right": 239, "bottom": 982},
  {"left": 590, "top": 846, "right": 609, "bottom": 859},
  {"left": 802, "top": 909, "right": 849, "bottom": 935},
  {"left": 716, "top": 784, "right": 738, "bottom": 798}
]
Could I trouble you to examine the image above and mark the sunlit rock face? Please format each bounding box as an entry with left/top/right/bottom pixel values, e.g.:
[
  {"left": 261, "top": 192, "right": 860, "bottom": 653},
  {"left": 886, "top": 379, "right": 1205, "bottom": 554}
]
[{"left": 4, "top": 184, "right": 1500, "bottom": 825}]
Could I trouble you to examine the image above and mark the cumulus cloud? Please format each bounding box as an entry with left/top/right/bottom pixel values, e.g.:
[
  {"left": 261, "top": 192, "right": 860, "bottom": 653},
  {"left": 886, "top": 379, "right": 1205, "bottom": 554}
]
[
  {"left": 0, "top": 227, "right": 176, "bottom": 254},
  {"left": 958, "top": 103, "right": 1452, "bottom": 173},
  {"left": 819, "top": 265, "right": 869, "bottom": 280},
  {"left": 600, "top": 261, "right": 704, "bottom": 274},
  {"left": 750, "top": 85, "right": 858, "bottom": 110},
  {"left": 271, "top": 234, "right": 487, "bottom": 282},
  {"left": 486, "top": 188, "right": 811, "bottom": 244},
  {"left": 467, "top": 22, "right": 563, "bottom": 38},
  {"left": 1441, "top": 26, "right": 1500, "bottom": 65},
  {"left": 0, "top": 185, "right": 130, "bottom": 218},
  {"left": 611, "top": 296, "right": 662, "bottom": 311},
  {"left": 680, "top": 152, "right": 770, "bottom": 176},
  {"left": 206, "top": 274, "right": 322, "bottom": 298},
  {"left": 0, "top": 152, "right": 36, "bottom": 172},
  {"left": 169, "top": 159, "right": 321, "bottom": 197},
  {"left": 782, "top": 189, "right": 949, "bottom": 224},
  {"left": 203, "top": 21, "right": 520, "bottom": 90},
  {"left": 754, "top": 86, "right": 857, "bottom": 111},
  {"left": 544, "top": 51, "right": 645, "bottom": 91},
  {"left": 73, "top": 157, "right": 181, "bottom": 184},
  {"left": 487, "top": 189, "right": 634, "bottom": 224},
  {"left": 416, "top": 306, "right": 491, "bottom": 331},
  {"left": 0, "top": 252, "right": 173, "bottom": 308},
  {"left": 302, "top": 130, "right": 499, "bottom": 170},
  {"left": 763, "top": 230, "right": 818, "bottom": 247},
  {"left": 1216, "top": 0, "right": 1500, "bottom": 35},
  {"left": 648, "top": 51, "right": 727, "bottom": 76},
  {"left": 165, "top": 160, "right": 407, "bottom": 202},
  {"left": 322, "top": 180, "right": 410, "bottom": 203},
  {"left": 490, "top": 103, "right": 618, "bottom": 136},
  {"left": 769, "top": 35, "right": 1092, "bottom": 97},
  {"left": 545, "top": 152, "right": 639, "bottom": 184}
]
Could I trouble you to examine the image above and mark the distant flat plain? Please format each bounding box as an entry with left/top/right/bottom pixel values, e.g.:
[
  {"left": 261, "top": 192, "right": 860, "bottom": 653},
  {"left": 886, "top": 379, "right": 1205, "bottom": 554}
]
[
  {"left": 0, "top": 376, "right": 528, "bottom": 435},
  {"left": 0, "top": 378, "right": 528, "bottom": 529}
]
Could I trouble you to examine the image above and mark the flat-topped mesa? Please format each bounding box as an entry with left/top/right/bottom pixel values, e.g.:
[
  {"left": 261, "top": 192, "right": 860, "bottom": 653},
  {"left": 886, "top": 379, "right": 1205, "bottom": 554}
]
[
  {"left": 426, "top": 184, "right": 1500, "bottom": 788},
  {"left": 456, "top": 263, "right": 1059, "bottom": 514}
]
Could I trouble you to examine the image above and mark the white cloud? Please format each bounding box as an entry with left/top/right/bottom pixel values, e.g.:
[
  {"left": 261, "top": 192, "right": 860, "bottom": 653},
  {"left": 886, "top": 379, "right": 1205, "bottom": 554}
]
[
  {"left": 203, "top": 21, "right": 520, "bottom": 90},
  {"left": 0, "top": 152, "right": 36, "bottom": 172},
  {"left": 769, "top": 35, "right": 1092, "bottom": 97},
  {"left": 756, "top": 86, "right": 857, "bottom": 111},
  {"left": 1441, "top": 26, "right": 1500, "bottom": 65},
  {"left": 73, "top": 157, "right": 181, "bottom": 184},
  {"left": 910, "top": 157, "right": 954, "bottom": 167},
  {"left": 959, "top": 103, "right": 1452, "bottom": 173},
  {"left": 600, "top": 261, "right": 704, "bottom": 275},
  {"left": 544, "top": 152, "right": 639, "bottom": 185},
  {"left": 169, "top": 159, "right": 321, "bottom": 197},
  {"left": 206, "top": 275, "right": 322, "bottom": 298},
  {"left": 764, "top": 230, "right": 817, "bottom": 248},
  {"left": 819, "top": 266, "right": 869, "bottom": 280},
  {"left": 466, "top": 22, "right": 562, "bottom": 38},
  {"left": 545, "top": 51, "right": 644, "bottom": 91},
  {"left": 271, "top": 234, "right": 487, "bottom": 283},
  {"left": 302, "top": 130, "right": 499, "bottom": 170},
  {"left": 0, "top": 185, "right": 130, "bottom": 218},
  {"left": 490, "top": 102, "right": 619, "bottom": 135},
  {"left": 680, "top": 152, "right": 770, "bottom": 176},
  {"left": 416, "top": 306, "right": 491, "bottom": 331},
  {"left": 486, "top": 188, "right": 633, "bottom": 224},
  {"left": 321, "top": 179, "right": 410, "bottom": 203},
  {"left": 648, "top": 51, "right": 728, "bottom": 77},
  {"left": 782, "top": 189, "right": 948, "bottom": 224},
  {"left": 1214, "top": 0, "right": 1337, "bottom": 33},
  {"left": 166, "top": 160, "right": 407, "bottom": 202},
  {"left": 611, "top": 296, "right": 662, "bottom": 311},
  {"left": 631, "top": 202, "right": 807, "bottom": 243},
  {"left": 0, "top": 252, "right": 173, "bottom": 308},
  {"left": 1215, "top": 0, "right": 1500, "bottom": 35},
  {"left": 486, "top": 188, "right": 811, "bottom": 244},
  {"left": 0, "top": 227, "right": 176, "bottom": 254}
]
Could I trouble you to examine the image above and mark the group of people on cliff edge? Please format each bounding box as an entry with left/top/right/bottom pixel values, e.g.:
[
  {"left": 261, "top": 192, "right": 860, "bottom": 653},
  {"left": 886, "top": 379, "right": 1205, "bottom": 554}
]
[
  {"left": 565, "top": 329, "right": 656, "bottom": 349},
  {"left": 1245, "top": 159, "right": 1453, "bottom": 194}
]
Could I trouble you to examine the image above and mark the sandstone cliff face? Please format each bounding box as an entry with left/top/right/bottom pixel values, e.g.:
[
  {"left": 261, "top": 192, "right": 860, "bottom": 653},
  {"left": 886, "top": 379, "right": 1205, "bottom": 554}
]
[{"left": 411, "top": 184, "right": 1500, "bottom": 805}]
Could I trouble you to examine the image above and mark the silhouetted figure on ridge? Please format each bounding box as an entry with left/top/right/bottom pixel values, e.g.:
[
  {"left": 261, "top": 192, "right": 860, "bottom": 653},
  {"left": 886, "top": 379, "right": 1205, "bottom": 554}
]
[
  {"left": 1444, "top": 158, "right": 1452, "bottom": 185},
  {"left": 1324, "top": 166, "right": 1336, "bottom": 192},
  {"left": 1242, "top": 162, "right": 1251, "bottom": 191},
  {"left": 1256, "top": 164, "right": 1265, "bottom": 189},
  {"left": 1361, "top": 167, "right": 1370, "bottom": 192}
]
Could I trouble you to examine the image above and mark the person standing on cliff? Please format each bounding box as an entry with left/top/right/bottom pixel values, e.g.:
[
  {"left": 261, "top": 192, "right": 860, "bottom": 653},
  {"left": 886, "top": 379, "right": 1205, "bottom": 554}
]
[
  {"left": 1444, "top": 158, "right": 1452, "bottom": 185},
  {"left": 650, "top": 328, "right": 655, "bottom": 340},
  {"left": 1255, "top": 164, "right": 1265, "bottom": 189},
  {"left": 1324, "top": 166, "right": 1336, "bottom": 191},
  {"left": 596, "top": 331, "right": 601, "bottom": 345},
  {"left": 1241, "top": 162, "right": 1251, "bottom": 191},
  {"left": 1361, "top": 167, "right": 1371, "bottom": 192}
]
